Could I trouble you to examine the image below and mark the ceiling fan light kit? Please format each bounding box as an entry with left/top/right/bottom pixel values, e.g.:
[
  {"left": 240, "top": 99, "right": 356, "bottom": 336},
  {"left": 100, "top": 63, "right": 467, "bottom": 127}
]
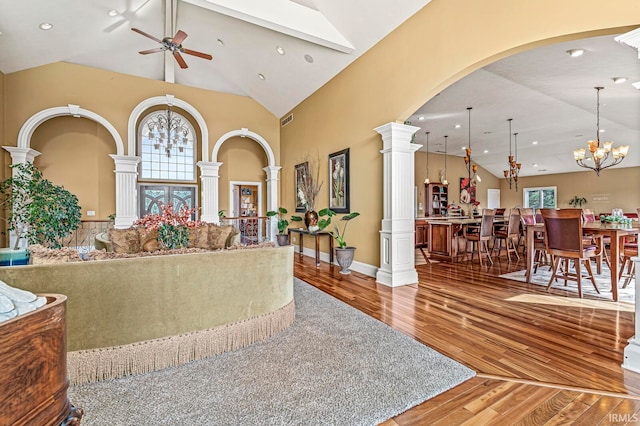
[
  {"left": 131, "top": 28, "right": 213, "bottom": 69},
  {"left": 573, "top": 87, "right": 629, "bottom": 176}
]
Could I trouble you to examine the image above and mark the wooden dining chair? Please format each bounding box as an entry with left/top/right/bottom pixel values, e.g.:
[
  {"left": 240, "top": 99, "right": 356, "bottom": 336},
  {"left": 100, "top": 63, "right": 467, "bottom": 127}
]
[
  {"left": 582, "top": 208, "right": 609, "bottom": 273},
  {"left": 493, "top": 210, "right": 520, "bottom": 263},
  {"left": 464, "top": 208, "right": 495, "bottom": 267},
  {"left": 518, "top": 207, "right": 548, "bottom": 271},
  {"left": 540, "top": 208, "right": 599, "bottom": 298},
  {"left": 619, "top": 242, "right": 637, "bottom": 289}
]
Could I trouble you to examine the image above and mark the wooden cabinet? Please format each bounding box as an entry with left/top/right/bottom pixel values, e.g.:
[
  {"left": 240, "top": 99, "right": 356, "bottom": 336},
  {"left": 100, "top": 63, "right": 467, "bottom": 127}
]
[
  {"left": 0, "top": 294, "right": 82, "bottom": 425},
  {"left": 415, "top": 219, "right": 429, "bottom": 248},
  {"left": 425, "top": 183, "right": 448, "bottom": 216}
]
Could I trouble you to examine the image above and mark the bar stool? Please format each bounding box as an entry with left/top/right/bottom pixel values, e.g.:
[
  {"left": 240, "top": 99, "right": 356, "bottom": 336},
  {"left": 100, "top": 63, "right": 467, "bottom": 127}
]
[{"left": 464, "top": 209, "right": 495, "bottom": 267}]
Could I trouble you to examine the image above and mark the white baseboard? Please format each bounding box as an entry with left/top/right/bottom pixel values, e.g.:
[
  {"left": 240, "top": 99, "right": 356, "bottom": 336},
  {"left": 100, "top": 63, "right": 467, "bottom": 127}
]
[{"left": 297, "top": 247, "right": 378, "bottom": 278}]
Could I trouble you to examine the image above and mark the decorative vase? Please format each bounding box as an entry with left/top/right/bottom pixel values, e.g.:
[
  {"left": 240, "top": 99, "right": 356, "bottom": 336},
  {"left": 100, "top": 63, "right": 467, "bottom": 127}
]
[
  {"left": 335, "top": 247, "right": 356, "bottom": 274},
  {"left": 304, "top": 210, "right": 319, "bottom": 232},
  {"left": 276, "top": 234, "right": 290, "bottom": 246}
]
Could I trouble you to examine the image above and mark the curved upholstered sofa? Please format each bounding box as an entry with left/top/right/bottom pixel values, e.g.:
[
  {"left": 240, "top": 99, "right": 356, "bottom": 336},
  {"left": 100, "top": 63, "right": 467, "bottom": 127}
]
[{"left": 0, "top": 245, "right": 294, "bottom": 384}]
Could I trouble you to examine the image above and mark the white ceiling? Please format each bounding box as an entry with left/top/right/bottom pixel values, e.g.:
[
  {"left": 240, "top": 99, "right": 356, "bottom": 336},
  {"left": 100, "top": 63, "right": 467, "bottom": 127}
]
[
  {"left": 408, "top": 33, "right": 640, "bottom": 178},
  {"left": 0, "top": 0, "right": 429, "bottom": 118},
  {"left": 0, "top": 1, "right": 638, "bottom": 178}
]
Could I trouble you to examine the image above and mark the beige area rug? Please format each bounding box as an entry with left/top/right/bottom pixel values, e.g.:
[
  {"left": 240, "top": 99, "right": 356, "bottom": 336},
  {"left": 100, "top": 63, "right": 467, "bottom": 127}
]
[
  {"left": 500, "top": 264, "right": 635, "bottom": 304},
  {"left": 68, "top": 279, "right": 474, "bottom": 425}
]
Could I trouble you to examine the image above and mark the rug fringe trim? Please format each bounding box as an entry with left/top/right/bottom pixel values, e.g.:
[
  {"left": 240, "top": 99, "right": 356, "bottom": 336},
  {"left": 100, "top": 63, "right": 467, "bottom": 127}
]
[{"left": 67, "top": 299, "right": 295, "bottom": 385}]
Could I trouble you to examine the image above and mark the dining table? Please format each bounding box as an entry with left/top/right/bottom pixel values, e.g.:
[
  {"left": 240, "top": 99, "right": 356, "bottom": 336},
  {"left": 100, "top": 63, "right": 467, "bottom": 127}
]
[{"left": 524, "top": 221, "right": 639, "bottom": 301}]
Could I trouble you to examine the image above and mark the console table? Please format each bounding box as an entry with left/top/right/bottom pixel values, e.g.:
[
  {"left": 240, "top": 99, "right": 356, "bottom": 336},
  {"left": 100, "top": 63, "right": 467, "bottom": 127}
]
[{"left": 288, "top": 228, "right": 334, "bottom": 267}]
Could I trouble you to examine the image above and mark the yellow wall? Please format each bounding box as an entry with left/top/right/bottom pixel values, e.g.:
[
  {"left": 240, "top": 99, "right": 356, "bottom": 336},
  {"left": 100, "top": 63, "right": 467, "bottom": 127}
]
[
  {"left": 217, "top": 136, "right": 269, "bottom": 216},
  {"left": 30, "top": 116, "right": 116, "bottom": 220},
  {"left": 3, "top": 62, "right": 280, "bottom": 222},
  {"left": 281, "top": 0, "right": 640, "bottom": 266},
  {"left": 0, "top": 70, "right": 4, "bottom": 179},
  {"left": 414, "top": 151, "right": 500, "bottom": 216},
  {"left": 499, "top": 166, "right": 640, "bottom": 214}
]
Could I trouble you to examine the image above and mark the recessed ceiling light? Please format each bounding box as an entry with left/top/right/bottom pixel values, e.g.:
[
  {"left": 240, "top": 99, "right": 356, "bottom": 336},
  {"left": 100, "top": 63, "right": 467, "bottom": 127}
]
[
  {"left": 483, "top": 150, "right": 488, "bottom": 154},
  {"left": 599, "top": 129, "right": 605, "bottom": 133},
  {"left": 304, "top": 54, "right": 314, "bottom": 63},
  {"left": 533, "top": 163, "right": 538, "bottom": 167},
  {"left": 418, "top": 116, "right": 425, "bottom": 121},
  {"left": 632, "top": 81, "right": 640, "bottom": 90},
  {"left": 39, "top": 22, "right": 53, "bottom": 30},
  {"left": 566, "top": 48, "right": 584, "bottom": 57},
  {"left": 217, "top": 39, "right": 224, "bottom": 46},
  {"left": 258, "top": 73, "right": 265, "bottom": 80},
  {"left": 532, "top": 141, "right": 538, "bottom": 145},
  {"left": 461, "top": 146, "right": 466, "bottom": 150},
  {"left": 276, "top": 46, "right": 285, "bottom": 55},
  {"left": 108, "top": 9, "right": 119, "bottom": 17},
  {"left": 454, "top": 124, "right": 461, "bottom": 129},
  {"left": 612, "top": 77, "right": 627, "bottom": 84}
]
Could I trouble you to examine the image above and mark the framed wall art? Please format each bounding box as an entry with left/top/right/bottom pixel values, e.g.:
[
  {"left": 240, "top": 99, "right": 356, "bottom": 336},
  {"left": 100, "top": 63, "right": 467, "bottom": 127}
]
[
  {"left": 328, "top": 148, "right": 350, "bottom": 213},
  {"left": 294, "top": 162, "right": 309, "bottom": 212}
]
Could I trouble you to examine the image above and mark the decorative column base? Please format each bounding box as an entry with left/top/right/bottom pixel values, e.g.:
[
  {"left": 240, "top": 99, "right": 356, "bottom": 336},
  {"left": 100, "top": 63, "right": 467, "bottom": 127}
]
[{"left": 376, "top": 228, "right": 419, "bottom": 287}]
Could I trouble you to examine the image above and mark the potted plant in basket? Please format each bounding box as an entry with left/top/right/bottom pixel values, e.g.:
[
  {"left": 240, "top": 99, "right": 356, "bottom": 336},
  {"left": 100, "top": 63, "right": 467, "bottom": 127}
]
[
  {"left": 0, "top": 162, "right": 82, "bottom": 265},
  {"left": 266, "top": 207, "right": 302, "bottom": 246},
  {"left": 318, "top": 208, "right": 360, "bottom": 274}
]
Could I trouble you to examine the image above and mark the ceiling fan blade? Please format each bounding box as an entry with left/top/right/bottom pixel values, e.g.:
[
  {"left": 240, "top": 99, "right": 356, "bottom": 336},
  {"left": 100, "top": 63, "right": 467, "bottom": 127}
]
[
  {"left": 182, "top": 48, "right": 213, "bottom": 61},
  {"left": 139, "top": 48, "right": 164, "bottom": 55},
  {"left": 173, "top": 51, "right": 188, "bottom": 69},
  {"left": 131, "top": 27, "right": 162, "bottom": 44},
  {"left": 172, "top": 30, "right": 188, "bottom": 45}
]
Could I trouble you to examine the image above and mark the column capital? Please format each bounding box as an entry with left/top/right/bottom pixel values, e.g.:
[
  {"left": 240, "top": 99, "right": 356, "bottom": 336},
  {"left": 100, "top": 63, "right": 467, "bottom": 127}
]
[
  {"left": 110, "top": 155, "right": 141, "bottom": 172},
  {"left": 197, "top": 161, "right": 223, "bottom": 176},
  {"left": 2, "top": 147, "right": 41, "bottom": 164},
  {"left": 263, "top": 165, "right": 282, "bottom": 180}
]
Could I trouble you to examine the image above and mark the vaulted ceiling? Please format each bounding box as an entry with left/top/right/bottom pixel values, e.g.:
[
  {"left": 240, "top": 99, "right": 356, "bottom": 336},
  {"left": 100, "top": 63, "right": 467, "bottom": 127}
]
[{"left": 1, "top": 1, "right": 638, "bottom": 177}]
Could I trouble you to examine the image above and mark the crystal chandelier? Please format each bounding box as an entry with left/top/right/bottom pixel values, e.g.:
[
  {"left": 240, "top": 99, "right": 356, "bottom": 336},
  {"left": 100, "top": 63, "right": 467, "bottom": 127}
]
[
  {"left": 424, "top": 131, "right": 430, "bottom": 184},
  {"left": 573, "top": 87, "right": 629, "bottom": 176},
  {"left": 503, "top": 118, "right": 521, "bottom": 191},
  {"left": 146, "top": 105, "right": 191, "bottom": 158},
  {"left": 463, "top": 107, "right": 481, "bottom": 185}
]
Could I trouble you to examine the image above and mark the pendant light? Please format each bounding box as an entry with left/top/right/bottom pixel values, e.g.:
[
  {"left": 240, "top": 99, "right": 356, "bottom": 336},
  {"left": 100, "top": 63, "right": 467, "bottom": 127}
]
[
  {"left": 442, "top": 135, "right": 448, "bottom": 186},
  {"left": 503, "top": 118, "right": 521, "bottom": 190},
  {"left": 424, "top": 132, "right": 430, "bottom": 184}
]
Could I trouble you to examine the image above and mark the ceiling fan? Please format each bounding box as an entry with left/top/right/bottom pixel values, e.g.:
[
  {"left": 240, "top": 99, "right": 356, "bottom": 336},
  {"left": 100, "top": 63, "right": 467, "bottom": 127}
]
[{"left": 131, "top": 28, "right": 213, "bottom": 69}]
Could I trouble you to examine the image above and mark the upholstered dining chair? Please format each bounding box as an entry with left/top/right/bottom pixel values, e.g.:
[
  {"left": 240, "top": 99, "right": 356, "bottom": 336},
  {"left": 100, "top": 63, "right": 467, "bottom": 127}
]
[
  {"left": 518, "top": 208, "right": 548, "bottom": 272},
  {"left": 493, "top": 210, "right": 520, "bottom": 263},
  {"left": 464, "top": 208, "right": 495, "bottom": 267},
  {"left": 540, "top": 208, "right": 599, "bottom": 298}
]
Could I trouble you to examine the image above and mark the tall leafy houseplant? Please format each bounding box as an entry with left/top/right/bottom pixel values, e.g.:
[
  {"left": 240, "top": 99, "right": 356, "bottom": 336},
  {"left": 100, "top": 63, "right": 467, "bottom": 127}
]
[
  {"left": 267, "top": 207, "right": 302, "bottom": 246},
  {"left": 318, "top": 208, "right": 360, "bottom": 274},
  {"left": 0, "top": 162, "right": 82, "bottom": 250}
]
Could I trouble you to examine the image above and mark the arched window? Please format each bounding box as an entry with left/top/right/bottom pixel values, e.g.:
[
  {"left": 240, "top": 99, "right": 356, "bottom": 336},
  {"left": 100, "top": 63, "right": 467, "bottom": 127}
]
[
  {"left": 138, "top": 107, "right": 196, "bottom": 181},
  {"left": 137, "top": 107, "right": 198, "bottom": 218}
]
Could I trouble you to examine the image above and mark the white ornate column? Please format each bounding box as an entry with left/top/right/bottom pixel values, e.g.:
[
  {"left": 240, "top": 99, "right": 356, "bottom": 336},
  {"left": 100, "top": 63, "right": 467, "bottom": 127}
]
[
  {"left": 375, "top": 122, "right": 422, "bottom": 287},
  {"left": 198, "top": 161, "right": 222, "bottom": 224},
  {"left": 263, "top": 165, "right": 282, "bottom": 242},
  {"left": 2, "top": 147, "right": 42, "bottom": 248},
  {"left": 623, "top": 241, "right": 640, "bottom": 372},
  {"left": 110, "top": 155, "right": 141, "bottom": 229}
]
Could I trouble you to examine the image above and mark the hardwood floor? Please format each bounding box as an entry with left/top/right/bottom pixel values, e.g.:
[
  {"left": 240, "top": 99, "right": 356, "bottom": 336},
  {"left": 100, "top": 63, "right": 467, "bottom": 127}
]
[{"left": 293, "top": 251, "right": 640, "bottom": 425}]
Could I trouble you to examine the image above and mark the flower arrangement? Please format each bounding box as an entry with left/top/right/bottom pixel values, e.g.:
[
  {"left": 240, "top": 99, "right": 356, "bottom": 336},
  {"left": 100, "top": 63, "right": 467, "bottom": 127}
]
[
  {"left": 134, "top": 203, "right": 201, "bottom": 249},
  {"left": 298, "top": 155, "right": 323, "bottom": 211}
]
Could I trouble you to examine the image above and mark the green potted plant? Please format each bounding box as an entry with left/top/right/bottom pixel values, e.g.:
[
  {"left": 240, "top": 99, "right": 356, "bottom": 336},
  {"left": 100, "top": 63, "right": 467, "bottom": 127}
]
[
  {"left": 318, "top": 208, "right": 360, "bottom": 274},
  {"left": 266, "top": 207, "right": 302, "bottom": 246},
  {"left": 0, "top": 162, "right": 82, "bottom": 264}
]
